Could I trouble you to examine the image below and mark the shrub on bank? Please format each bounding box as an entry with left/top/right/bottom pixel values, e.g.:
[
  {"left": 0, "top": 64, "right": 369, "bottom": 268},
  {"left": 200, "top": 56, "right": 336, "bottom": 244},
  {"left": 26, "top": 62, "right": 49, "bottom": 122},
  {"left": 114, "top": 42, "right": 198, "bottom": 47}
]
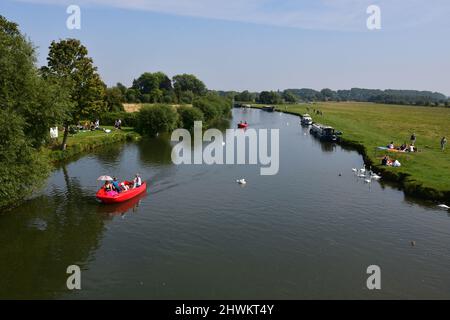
[
  {"left": 136, "top": 104, "right": 178, "bottom": 137},
  {"left": 177, "top": 106, "right": 204, "bottom": 130},
  {"left": 193, "top": 94, "right": 232, "bottom": 122}
]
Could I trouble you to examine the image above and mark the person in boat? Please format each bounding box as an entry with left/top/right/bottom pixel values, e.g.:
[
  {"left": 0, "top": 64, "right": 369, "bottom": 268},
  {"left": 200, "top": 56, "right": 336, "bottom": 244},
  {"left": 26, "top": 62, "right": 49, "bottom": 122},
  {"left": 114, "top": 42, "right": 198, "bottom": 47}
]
[
  {"left": 244, "top": 121, "right": 247, "bottom": 124},
  {"left": 133, "top": 174, "right": 142, "bottom": 188},
  {"left": 104, "top": 180, "right": 113, "bottom": 192},
  {"left": 112, "top": 177, "right": 122, "bottom": 193}
]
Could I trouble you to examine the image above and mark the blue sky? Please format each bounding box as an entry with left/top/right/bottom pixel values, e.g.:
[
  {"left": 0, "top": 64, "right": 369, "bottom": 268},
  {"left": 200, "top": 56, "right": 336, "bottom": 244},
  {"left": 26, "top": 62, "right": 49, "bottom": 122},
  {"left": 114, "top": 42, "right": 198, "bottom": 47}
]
[{"left": 1, "top": 0, "right": 449, "bottom": 95}]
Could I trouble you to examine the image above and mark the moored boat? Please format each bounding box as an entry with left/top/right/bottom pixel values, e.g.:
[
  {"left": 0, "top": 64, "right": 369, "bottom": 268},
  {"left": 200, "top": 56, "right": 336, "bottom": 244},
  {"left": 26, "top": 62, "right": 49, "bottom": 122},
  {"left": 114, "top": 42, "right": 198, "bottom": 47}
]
[
  {"left": 300, "top": 114, "right": 313, "bottom": 125},
  {"left": 262, "top": 106, "right": 276, "bottom": 112},
  {"left": 309, "top": 123, "right": 339, "bottom": 142}
]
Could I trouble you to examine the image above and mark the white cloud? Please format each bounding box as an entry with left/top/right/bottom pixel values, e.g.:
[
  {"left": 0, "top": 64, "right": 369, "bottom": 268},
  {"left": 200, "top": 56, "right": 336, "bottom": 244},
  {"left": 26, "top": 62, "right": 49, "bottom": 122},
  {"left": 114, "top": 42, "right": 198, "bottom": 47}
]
[{"left": 15, "top": 0, "right": 450, "bottom": 31}]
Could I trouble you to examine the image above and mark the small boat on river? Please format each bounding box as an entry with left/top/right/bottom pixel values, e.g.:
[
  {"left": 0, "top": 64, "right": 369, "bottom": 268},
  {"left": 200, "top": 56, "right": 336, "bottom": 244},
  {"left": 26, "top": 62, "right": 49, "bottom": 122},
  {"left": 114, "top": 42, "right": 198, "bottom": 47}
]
[
  {"left": 96, "top": 181, "right": 147, "bottom": 204},
  {"left": 300, "top": 114, "right": 313, "bottom": 126},
  {"left": 310, "top": 123, "right": 340, "bottom": 142},
  {"left": 262, "top": 106, "right": 276, "bottom": 112}
]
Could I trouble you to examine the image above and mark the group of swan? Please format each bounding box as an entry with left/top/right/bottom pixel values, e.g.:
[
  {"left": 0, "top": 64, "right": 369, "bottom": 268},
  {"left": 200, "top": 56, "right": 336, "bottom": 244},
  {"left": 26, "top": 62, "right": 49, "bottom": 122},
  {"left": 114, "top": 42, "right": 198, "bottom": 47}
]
[{"left": 352, "top": 166, "right": 381, "bottom": 183}]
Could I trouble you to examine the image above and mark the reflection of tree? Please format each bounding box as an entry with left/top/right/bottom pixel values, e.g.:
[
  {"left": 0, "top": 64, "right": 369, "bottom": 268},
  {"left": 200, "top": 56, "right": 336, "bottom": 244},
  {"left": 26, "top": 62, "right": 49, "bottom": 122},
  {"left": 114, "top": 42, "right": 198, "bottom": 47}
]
[
  {"left": 138, "top": 134, "right": 174, "bottom": 165},
  {"left": 92, "top": 143, "right": 124, "bottom": 166},
  {"left": 0, "top": 165, "right": 105, "bottom": 299}
]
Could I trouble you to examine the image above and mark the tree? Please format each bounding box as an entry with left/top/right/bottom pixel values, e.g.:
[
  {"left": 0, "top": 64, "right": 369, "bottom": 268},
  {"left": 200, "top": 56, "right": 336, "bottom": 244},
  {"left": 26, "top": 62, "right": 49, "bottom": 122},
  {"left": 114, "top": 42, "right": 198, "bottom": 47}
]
[
  {"left": 235, "top": 90, "right": 255, "bottom": 102},
  {"left": 41, "top": 39, "right": 107, "bottom": 149},
  {"left": 282, "top": 91, "right": 297, "bottom": 103},
  {"left": 0, "top": 15, "right": 70, "bottom": 147},
  {"left": 0, "top": 15, "right": 71, "bottom": 209},
  {"left": 136, "top": 104, "right": 178, "bottom": 137},
  {"left": 258, "top": 91, "right": 281, "bottom": 104},
  {"left": 177, "top": 106, "right": 204, "bottom": 130},
  {"left": 0, "top": 108, "right": 50, "bottom": 210},
  {"left": 105, "top": 86, "right": 125, "bottom": 112},
  {"left": 132, "top": 71, "right": 173, "bottom": 103},
  {"left": 173, "top": 74, "right": 207, "bottom": 102}
]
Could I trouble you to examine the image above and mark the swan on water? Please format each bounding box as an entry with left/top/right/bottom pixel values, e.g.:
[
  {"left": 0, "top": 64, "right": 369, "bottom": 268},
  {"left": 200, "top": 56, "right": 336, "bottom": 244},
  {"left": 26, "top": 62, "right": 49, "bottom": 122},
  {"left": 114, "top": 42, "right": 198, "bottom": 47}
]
[
  {"left": 437, "top": 204, "right": 450, "bottom": 209},
  {"left": 352, "top": 168, "right": 357, "bottom": 172},
  {"left": 371, "top": 173, "right": 382, "bottom": 180},
  {"left": 236, "top": 179, "right": 247, "bottom": 185},
  {"left": 364, "top": 179, "right": 372, "bottom": 184}
]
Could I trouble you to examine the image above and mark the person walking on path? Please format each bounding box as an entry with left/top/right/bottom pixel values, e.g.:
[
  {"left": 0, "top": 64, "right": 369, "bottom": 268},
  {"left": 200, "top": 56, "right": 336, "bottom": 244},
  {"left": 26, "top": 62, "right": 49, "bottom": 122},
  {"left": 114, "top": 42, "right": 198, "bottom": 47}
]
[
  {"left": 441, "top": 137, "right": 447, "bottom": 151},
  {"left": 410, "top": 133, "right": 416, "bottom": 146}
]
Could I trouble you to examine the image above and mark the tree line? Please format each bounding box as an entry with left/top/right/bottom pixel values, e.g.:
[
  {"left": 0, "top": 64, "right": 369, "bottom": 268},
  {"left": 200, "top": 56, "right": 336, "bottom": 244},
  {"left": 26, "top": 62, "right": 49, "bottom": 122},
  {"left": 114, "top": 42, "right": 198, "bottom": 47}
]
[{"left": 227, "top": 88, "right": 449, "bottom": 107}]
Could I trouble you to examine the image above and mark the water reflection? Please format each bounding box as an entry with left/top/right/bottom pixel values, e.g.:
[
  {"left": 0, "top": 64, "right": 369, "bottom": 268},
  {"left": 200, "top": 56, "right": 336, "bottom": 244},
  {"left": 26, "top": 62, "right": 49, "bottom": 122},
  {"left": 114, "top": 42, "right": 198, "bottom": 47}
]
[{"left": 0, "top": 166, "right": 104, "bottom": 299}]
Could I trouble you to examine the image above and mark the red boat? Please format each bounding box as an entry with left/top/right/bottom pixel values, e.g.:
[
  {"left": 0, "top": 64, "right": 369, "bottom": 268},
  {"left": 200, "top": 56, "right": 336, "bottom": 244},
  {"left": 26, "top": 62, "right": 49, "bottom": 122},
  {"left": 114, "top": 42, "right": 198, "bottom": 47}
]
[
  {"left": 237, "top": 122, "right": 248, "bottom": 128},
  {"left": 96, "top": 181, "right": 147, "bottom": 204}
]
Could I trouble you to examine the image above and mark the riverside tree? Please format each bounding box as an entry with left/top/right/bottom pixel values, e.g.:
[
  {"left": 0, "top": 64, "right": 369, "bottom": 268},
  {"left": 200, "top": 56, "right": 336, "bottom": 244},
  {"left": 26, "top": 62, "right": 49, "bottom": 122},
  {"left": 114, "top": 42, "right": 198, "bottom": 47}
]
[
  {"left": 173, "top": 74, "right": 207, "bottom": 103},
  {"left": 41, "top": 39, "right": 107, "bottom": 150},
  {"left": 0, "top": 15, "right": 69, "bottom": 209}
]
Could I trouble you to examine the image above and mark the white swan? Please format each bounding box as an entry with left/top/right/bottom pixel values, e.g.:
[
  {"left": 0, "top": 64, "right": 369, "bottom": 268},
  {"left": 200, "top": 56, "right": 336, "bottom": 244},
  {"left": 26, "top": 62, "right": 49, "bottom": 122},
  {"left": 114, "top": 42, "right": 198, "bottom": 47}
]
[
  {"left": 357, "top": 173, "right": 366, "bottom": 178},
  {"left": 222, "top": 141, "right": 226, "bottom": 146},
  {"left": 352, "top": 168, "right": 357, "bottom": 172},
  {"left": 371, "top": 173, "right": 382, "bottom": 180},
  {"left": 236, "top": 179, "right": 247, "bottom": 185},
  {"left": 437, "top": 204, "right": 450, "bottom": 209}
]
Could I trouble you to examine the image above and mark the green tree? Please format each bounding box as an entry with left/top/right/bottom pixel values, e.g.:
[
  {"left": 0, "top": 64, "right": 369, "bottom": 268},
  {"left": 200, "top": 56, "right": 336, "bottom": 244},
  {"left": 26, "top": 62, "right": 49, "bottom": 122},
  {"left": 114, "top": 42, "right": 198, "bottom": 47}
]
[
  {"left": 282, "top": 91, "right": 298, "bottom": 103},
  {"left": 136, "top": 104, "right": 178, "bottom": 137},
  {"left": 258, "top": 91, "right": 281, "bottom": 104},
  {"left": 177, "top": 106, "right": 204, "bottom": 130},
  {"left": 132, "top": 71, "right": 173, "bottom": 103},
  {"left": 0, "top": 15, "right": 70, "bottom": 147},
  {"left": 105, "top": 86, "right": 125, "bottom": 112},
  {"left": 41, "top": 39, "right": 107, "bottom": 150},
  {"left": 173, "top": 74, "right": 207, "bottom": 102},
  {"left": 0, "top": 110, "right": 49, "bottom": 210}
]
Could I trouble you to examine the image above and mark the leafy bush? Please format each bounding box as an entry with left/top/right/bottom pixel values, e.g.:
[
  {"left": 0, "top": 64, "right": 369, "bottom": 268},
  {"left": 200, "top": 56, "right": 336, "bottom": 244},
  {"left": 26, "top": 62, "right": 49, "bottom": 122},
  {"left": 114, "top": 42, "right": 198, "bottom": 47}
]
[
  {"left": 177, "top": 106, "right": 204, "bottom": 130},
  {"left": 136, "top": 104, "right": 178, "bottom": 137},
  {"left": 193, "top": 94, "right": 232, "bottom": 122},
  {"left": 0, "top": 110, "right": 50, "bottom": 210}
]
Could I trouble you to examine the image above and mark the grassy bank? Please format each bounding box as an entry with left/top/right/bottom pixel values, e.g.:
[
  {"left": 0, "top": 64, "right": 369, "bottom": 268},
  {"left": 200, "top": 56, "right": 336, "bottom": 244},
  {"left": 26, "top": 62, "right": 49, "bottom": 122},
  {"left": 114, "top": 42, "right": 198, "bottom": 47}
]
[
  {"left": 47, "top": 126, "right": 140, "bottom": 163},
  {"left": 251, "top": 102, "right": 450, "bottom": 201}
]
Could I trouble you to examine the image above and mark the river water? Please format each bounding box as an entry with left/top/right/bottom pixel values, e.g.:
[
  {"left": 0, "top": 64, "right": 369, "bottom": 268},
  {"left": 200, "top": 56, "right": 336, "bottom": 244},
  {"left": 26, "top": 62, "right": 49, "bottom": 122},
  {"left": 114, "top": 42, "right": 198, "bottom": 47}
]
[{"left": 1, "top": 108, "right": 449, "bottom": 299}]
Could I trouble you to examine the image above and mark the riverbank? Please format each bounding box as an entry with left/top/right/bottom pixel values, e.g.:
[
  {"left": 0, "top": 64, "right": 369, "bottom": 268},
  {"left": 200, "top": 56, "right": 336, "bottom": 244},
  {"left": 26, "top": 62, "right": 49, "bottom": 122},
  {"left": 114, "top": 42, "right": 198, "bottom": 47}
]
[
  {"left": 248, "top": 102, "right": 450, "bottom": 202},
  {"left": 47, "top": 126, "right": 141, "bottom": 163}
]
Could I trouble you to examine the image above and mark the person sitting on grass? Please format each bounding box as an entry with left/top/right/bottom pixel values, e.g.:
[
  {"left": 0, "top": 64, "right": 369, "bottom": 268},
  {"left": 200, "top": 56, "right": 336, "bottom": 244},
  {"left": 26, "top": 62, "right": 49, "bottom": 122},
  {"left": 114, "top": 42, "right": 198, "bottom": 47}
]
[
  {"left": 398, "top": 142, "right": 407, "bottom": 151},
  {"left": 441, "top": 137, "right": 447, "bottom": 151},
  {"left": 387, "top": 142, "right": 395, "bottom": 149}
]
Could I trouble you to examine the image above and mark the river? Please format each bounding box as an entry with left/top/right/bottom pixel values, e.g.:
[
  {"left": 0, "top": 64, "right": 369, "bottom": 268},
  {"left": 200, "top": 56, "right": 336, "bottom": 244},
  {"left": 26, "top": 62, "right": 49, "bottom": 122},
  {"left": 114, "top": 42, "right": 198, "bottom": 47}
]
[{"left": 1, "top": 108, "right": 449, "bottom": 299}]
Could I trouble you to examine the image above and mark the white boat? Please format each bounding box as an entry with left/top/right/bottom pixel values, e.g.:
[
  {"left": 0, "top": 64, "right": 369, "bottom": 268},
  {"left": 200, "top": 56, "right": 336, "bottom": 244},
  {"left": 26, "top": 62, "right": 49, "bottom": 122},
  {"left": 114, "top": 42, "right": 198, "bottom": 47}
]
[{"left": 300, "top": 114, "right": 313, "bottom": 126}]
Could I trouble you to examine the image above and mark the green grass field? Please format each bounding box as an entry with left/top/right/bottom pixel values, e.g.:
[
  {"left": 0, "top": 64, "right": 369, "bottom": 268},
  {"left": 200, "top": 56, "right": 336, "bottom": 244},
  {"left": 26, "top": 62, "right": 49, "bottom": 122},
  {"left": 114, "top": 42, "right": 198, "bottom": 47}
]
[
  {"left": 261, "top": 102, "right": 450, "bottom": 199},
  {"left": 48, "top": 126, "right": 139, "bottom": 162}
]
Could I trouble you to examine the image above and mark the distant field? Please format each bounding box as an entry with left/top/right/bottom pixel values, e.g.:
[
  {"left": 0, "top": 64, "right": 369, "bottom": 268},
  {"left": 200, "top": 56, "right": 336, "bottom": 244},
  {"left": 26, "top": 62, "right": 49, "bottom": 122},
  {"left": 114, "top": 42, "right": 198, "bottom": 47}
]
[
  {"left": 123, "top": 103, "right": 192, "bottom": 113},
  {"left": 266, "top": 102, "right": 450, "bottom": 195}
]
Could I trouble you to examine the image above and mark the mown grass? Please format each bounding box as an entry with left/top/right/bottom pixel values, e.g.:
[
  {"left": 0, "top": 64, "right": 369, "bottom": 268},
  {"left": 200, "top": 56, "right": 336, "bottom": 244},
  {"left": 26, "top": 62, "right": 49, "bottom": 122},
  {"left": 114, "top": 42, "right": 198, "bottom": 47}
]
[
  {"left": 48, "top": 126, "right": 140, "bottom": 162},
  {"left": 255, "top": 102, "right": 450, "bottom": 199}
]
